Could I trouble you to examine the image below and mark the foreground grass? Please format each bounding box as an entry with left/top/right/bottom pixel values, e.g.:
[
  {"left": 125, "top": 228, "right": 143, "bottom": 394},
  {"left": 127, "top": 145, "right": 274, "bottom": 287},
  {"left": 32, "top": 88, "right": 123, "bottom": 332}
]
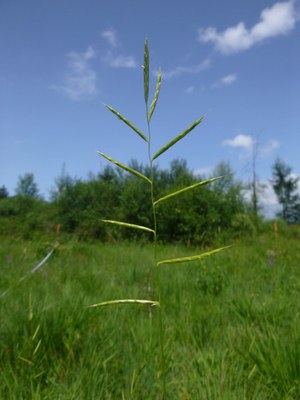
[{"left": 0, "top": 233, "right": 300, "bottom": 399}]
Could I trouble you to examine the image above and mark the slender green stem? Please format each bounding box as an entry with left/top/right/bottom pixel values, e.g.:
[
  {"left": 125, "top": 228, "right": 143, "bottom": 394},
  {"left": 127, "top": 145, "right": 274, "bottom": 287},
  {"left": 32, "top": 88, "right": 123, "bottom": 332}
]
[{"left": 146, "top": 107, "right": 166, "bottom": 399}]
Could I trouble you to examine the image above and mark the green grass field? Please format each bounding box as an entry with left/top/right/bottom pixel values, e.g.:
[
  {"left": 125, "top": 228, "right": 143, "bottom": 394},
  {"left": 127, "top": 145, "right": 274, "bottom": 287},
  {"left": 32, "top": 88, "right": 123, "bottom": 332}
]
[{"left": 1, "top": 233, "right": 300, "bottom": 399}]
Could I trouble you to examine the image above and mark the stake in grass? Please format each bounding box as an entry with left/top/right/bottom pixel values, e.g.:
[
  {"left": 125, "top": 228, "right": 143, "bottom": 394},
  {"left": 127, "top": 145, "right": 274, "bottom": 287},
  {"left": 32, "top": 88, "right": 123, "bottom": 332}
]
[{"left": 90, "top": 39, "right": 229, "bottom": 398}]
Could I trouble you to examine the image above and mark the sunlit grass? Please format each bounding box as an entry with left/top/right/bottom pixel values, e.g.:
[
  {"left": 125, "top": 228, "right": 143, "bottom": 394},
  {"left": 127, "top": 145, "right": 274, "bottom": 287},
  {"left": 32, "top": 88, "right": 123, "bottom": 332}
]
[{"left": 1, "top": 233, "right": 299, "bottom": 398}]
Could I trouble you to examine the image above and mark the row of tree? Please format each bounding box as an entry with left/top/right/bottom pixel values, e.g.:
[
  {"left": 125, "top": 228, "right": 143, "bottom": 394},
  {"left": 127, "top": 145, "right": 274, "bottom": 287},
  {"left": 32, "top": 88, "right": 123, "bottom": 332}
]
[{"left": 0, "top": 157, "right": 299, "bottom": 243}]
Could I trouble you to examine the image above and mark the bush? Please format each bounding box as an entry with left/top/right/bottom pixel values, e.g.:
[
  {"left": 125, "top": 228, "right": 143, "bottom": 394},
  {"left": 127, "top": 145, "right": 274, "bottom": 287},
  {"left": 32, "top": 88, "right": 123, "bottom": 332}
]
[{"left": 231, "top": 213, "right": 256, "bottom": 238}]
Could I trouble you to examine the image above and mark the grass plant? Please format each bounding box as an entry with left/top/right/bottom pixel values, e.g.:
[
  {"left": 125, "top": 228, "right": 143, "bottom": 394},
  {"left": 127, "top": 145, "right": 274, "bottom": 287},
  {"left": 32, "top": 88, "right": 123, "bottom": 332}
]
[
  {"left": 1, "top": 42, "right": 300, "bottom": 399},
  {"left": 91, "top": 39, "right": 228, "bottom": 398},
  {"left": 1, "top": 234, "right": 300, "bottom": 398}
]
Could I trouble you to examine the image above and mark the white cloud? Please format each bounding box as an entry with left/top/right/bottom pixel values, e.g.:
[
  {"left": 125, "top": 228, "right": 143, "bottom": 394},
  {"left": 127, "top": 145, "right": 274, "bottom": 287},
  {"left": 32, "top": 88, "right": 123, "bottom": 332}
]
[
  {"left": 223, "top": 134, "right": 254, "bottom": 149},
  {"left": 223, "top": 135, "right": 280, "bottom": 163},
  {"left": 103, "top": 51, "right": 137, "bottom": 68},
  {"left": 101, "top": 29, "right": 137, "bottom": 68},
  {"left": 198, "top": 1, "right": 297, "bottom": 54},
  {"left": 162, "top": 58, "right": 210, "bottom": 79},
  {"left": 53, "top": 46, "right": 97, "bottom": 101},
  {"left": 260, "top": 181, "right": 278, "bottom": 206},
  {"left": 243, "top": 180, "right": 280, "bottom": 218},
  {"left": 259, "top": 140, "right": 280, "bottom": 157},
  {"left": 221, "top": 74, "right": 237, "bottom": 85},
  {"left": 259, "top": 181, "right": 281, "bottom": 218},
  {"left": 101, "top": 29, "right": 118, "bottom": 47},
  {"left": 186, "top": 85, "right": 195, "bottom": 95},
  {"left": 213, "top": 73, "right": 237, "bottom": 88}
]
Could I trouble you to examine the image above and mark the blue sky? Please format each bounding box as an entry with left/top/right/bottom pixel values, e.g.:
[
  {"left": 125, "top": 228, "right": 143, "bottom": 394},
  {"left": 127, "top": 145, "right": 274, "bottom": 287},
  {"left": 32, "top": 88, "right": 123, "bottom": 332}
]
[{"left": 1, "top": 0, "right": 299, "bottom": 214}]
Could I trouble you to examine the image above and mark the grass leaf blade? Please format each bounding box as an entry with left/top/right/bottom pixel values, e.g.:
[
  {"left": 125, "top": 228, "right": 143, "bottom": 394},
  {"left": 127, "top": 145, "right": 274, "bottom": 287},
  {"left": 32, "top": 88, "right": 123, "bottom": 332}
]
[
  {"left": 152, "top": 117, "right": 204, "bottom": 160},
  {"left": 149, "top": 70, "right": 162, "bottom": 121},
  {"left": 88, "top": 299, "right": 160, "bottom": 308},
  {"left": 98, "top": 152, "right": 151, "bottom": 183},
  {"left": 157, "top": 246, "right": 230, "bottom": 267},
  {"left": 101, "top": 219, "right": 155, "bottom": 234},
  {"left": 144, "top": 39, "right": 149, "bottom": 104},
  {"left": 105, "top": 104, "right": 148, "bottom": 142},
  {"left": 154, "top": 176, "right": 222, "bottom": 205}
]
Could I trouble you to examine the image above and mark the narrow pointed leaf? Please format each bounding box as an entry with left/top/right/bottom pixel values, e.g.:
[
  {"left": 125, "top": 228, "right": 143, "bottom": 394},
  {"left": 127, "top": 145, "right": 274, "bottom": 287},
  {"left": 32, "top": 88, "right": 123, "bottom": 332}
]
[
  {"left": 88, "top": 299, "right": 160, "bottom": 308},
  {"left": 144, "top": 39, "right": 149, "bottom": 104},
  {"left": 101, "top": 219, "right": 155, "bottom": 234},
  {"left": 18, "top": 356, "right": 34, "bottom": 366},
  {"left": 154, "top": 176, "right": 222, "bottom": 205},
  {"left": 105, "top": 104, "right": 148, "bottom": 142},
  {"left": 98, "top": 152, "right": 151, "bottom": 183},
  {"left": 157, "top": 246, "right": 230, "bottom": 267},
  {"left": 152, "top": 117, "right": 204, "bottom": 160},
  {"left": 148, "top": 69, "right": 162, "bottom": 121}
]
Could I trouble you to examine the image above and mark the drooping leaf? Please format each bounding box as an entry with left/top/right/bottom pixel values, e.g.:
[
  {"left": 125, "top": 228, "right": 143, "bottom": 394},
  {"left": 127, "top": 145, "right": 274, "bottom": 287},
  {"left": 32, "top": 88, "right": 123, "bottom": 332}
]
[
  {"left": 154, "top": 176, "right": 222, "bottom": 205},
  {"left": 152, "top": 117, "right": 204, "bottom": 160},
  {"left": 105, "top": 104, "right": 148, "bottom": 142},
  {"left": 144, "top": 39, "right": 149, "bottom": 104},
  {"left": 157, "top": 246, "right": 230, "bottom": 267},
  {"left": 88, "top": 299, "right": 160, "bottom": 308},
  {"left": 101, "top": 219, "right": 155, "bottom": 234},
  {"left": 148, "top": 69, "right": 162, "bottom": 121},
  {"left": 98, "top": 152, "right": 151, "bottom": 183}
]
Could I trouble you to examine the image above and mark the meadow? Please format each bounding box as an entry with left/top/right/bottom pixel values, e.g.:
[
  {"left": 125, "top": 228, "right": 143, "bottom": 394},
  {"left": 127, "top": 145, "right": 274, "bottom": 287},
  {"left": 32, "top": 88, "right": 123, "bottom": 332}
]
[{"left": 1, "top": 230, "right": 300, "bottom": 399}]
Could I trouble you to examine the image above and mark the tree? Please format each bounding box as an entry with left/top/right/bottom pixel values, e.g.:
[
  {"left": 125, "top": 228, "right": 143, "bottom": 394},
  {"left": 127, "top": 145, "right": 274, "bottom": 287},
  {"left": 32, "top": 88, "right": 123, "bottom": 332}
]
[
  {"left": 15, "top": 173, "right": 39, "bottom": 198},
  {"left": 212, "top": 161, "right": 236, "bottom": 193},
  {"left": 50, "top": 166, "right": 123, "bottom": 239},
  {"left": 211, "top": 161, "right": 246, "bottom": 235},
  {"left": 0, "top": 185, "right": 9, "bottom": 199},
  {"left": 271, "top": 158, "right": 300, "bottom": 223}
]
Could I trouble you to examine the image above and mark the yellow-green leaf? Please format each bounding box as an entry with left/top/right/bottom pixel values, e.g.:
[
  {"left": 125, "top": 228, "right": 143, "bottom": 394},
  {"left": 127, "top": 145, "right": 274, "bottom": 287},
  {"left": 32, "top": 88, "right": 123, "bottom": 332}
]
[
  {"left": 144, "top": 39, "right": 149, "bottom": 104},
  {"left": 157, "top": 246, "right": 230, "bottom": 266},
  {"left": 19, "top": 356, "right": 34, "bottom": 366},
  {"left": 105, "top": 104, "right": 148, "bottom": 142},
  {"left": 33, "top": 339, "right": 42, "bottom": 356},
  {"left": 148, "top": 69, "right": 162, "bottom": 121},
  {"left": 152, "top": 117, "right": 204, "bottom": 160},
  {"left": 98, "top": 152, "right": 151, "bottom": 183},
  {"left": 154, "top": 176, "right": 222, "bottom": 205},
  {"left": 88, "top": 299, "right": 160, "bottom": 308},
  {"left": 101, "top": 220, "right": 155, "bottom": 234}
]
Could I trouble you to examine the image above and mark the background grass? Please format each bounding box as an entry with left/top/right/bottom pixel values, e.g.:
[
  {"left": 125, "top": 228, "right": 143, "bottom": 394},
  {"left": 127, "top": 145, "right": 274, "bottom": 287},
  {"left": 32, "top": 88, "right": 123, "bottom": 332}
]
[{"left": 1, "top": 232, "right": 300, "bottom": 399}]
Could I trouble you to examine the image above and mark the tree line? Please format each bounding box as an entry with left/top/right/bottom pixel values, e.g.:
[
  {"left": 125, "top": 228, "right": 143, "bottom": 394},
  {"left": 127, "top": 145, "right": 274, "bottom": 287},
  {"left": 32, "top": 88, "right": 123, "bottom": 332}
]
[{"left": 0, "top": 157, "right": 299, "bottom": 244}]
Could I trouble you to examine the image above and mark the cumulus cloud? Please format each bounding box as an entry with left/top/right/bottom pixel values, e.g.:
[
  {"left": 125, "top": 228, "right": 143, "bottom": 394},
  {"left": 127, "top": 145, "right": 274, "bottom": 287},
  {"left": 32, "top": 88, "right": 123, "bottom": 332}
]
[
  {"left": 260, "top": 181, "right": 279, "bottom": 206},
  {"left": 102, "top": 51, "right": 137, "bottom": 68},
  {"left": 101, "top": 29, "right": 118, "bottom": 47},
  {"left": 242, "top": 180, "right": 279, "bottom": 218},
  {"left": 223, "top": 134, "right": 254, "bottom": 149},
  {"left": 53, "top": 46, "right": 97, "bottom": 101},
  {"left": 259, "top": 181, "right": 281, "bottom": 218},
  {"left": 161, "top": 58, "right": 210, "bottom": 79},
  {"left": 223, "top": 135, "right": 280, "bottom": 161},
  {"left": 198, "top": 0, "right": 297, "bottom": 54},
  {"left": 259, "top": 140, "right": 280, "bottom": 157}
]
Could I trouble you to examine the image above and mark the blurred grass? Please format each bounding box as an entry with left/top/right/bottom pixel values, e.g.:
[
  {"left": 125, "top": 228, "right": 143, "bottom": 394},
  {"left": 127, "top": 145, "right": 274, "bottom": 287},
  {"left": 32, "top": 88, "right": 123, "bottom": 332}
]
[{"left": 0, "top": 233, "right": 300, "bottom": 399}]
